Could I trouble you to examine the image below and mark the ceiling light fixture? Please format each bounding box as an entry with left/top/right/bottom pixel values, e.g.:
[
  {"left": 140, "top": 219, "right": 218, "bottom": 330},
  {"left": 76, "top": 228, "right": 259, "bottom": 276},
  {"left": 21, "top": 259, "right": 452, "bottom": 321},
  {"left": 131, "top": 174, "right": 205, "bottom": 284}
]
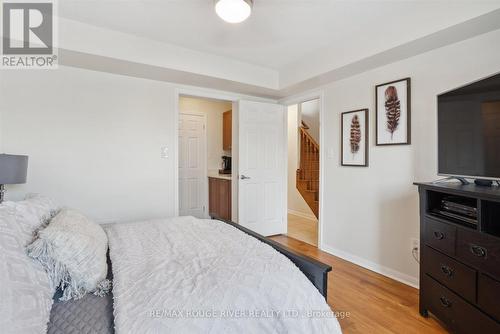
[{"left": 215, "top": 0, "right": 253, "bottom": 24}]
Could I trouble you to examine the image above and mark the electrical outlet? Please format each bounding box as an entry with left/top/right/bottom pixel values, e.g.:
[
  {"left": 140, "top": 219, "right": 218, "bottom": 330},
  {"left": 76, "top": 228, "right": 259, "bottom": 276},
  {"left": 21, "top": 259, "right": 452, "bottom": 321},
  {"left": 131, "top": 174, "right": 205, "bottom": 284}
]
[
  {"left": 161, "top": 146, "right": 169, "bottom": 159},
  {"left": 327, "top": 148, "right": 335, "bottom": 159},
  {"left": 411, "top": 238, "right": 419, "bottom": 251},
  {"left": 411, "top": 238, "right": 420, "bottom": 261}
]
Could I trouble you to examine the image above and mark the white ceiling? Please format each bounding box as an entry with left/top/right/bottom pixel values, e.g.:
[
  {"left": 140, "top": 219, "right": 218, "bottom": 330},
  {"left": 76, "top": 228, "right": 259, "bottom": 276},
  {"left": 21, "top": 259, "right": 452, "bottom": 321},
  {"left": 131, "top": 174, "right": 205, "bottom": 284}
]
[{"left": 60, "top": 0, "right": 500, "bottom": 73}]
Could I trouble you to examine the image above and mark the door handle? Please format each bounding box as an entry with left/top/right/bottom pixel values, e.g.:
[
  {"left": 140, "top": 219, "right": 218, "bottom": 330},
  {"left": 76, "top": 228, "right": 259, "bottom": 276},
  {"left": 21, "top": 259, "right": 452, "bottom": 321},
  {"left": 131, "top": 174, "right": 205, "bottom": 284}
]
[{"left": 240, "top": 175, "right": 251, "bottom": 180}]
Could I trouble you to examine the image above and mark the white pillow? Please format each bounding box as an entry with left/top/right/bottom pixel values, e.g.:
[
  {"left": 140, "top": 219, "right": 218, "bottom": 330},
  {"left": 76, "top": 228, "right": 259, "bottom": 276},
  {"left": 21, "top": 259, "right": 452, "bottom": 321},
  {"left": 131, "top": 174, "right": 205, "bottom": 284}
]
[
  {"left": 0, "top": 201, "right": 54, "bottom": 334},
  {"left": 27, "top": 208, "right": 110, "bottom": 301},
  {"left": 1, "top": 194, "right": 60, "bottom": 245}
]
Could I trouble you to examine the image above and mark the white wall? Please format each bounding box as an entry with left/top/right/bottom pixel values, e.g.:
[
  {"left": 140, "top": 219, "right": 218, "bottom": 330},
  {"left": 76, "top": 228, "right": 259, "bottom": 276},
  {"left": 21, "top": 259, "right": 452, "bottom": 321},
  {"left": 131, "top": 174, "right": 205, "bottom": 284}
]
[
  {"left": 300, "top": 99, "right": 320, "bottom": 142},
  {"left": 179, "top": 96, "right": 232, "bottom": 171},
  {"left": 287, "top": 105, "right": 315, "bottom": 218},
  {"left": 0, "top": 66, "right": 177, "bottom": 223},
  {"left": 319, "top": 29, "right": 500, "bottom": 287}
]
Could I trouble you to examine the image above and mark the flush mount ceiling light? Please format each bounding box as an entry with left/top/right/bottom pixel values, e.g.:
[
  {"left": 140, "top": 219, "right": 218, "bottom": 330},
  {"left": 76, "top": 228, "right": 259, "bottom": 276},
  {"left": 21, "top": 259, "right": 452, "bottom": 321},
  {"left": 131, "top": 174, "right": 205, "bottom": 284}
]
[{"left": 215, "top": 0, "right": 253, "bottom": 24}]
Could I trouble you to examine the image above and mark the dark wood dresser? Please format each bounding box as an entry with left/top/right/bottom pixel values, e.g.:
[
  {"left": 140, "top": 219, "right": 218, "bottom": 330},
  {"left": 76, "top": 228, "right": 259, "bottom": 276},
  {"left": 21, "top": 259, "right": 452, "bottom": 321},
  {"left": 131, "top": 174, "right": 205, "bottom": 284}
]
[{"left": 416, "top": 182, "right": 500, "bottom": 333}]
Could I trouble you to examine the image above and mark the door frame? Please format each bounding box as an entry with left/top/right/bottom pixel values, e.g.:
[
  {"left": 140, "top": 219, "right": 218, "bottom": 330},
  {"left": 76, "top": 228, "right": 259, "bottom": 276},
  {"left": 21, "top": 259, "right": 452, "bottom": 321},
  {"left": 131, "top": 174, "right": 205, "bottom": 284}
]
[
  {"left": 173, "top": 87, "right": 276, "bottom": 219},
  {"left": 279, "top": 90, "right": 325, "bottom": 249},
  {"left": 178, "top": 111, "right": 208, "bottom": 218}
]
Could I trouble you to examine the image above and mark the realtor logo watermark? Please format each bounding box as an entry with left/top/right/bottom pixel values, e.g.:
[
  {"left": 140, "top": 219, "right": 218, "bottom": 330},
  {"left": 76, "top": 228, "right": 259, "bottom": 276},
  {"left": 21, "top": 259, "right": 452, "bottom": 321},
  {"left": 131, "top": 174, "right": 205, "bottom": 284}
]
[{"left": 2, "top": 0, "right": 58, "bottom": 68}]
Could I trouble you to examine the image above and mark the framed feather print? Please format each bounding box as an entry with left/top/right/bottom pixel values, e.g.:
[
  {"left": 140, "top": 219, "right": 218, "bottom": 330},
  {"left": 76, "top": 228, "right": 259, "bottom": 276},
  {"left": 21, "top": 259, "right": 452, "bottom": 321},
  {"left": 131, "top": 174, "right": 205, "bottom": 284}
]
[
  {"left": 375, "top": 78, "right": 411, "bottom": 145},
  {"left": 341, "top": 109, "right": 368, "bottom": 167}
]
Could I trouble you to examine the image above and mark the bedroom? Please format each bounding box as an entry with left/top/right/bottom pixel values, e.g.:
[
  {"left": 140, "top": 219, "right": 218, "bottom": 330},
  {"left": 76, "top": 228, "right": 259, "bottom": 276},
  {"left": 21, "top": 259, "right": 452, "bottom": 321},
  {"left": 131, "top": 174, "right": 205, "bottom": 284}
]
[{"left": 2, "top": 1, "right": 500, "bottom": 333}]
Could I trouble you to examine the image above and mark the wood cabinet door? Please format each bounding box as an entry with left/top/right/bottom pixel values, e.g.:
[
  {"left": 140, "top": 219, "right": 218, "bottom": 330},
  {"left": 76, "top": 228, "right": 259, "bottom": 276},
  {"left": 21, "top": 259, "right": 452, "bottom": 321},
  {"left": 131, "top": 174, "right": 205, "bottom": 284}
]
[
  {"left": 223, "top": 110, "right": 232, "bottom": 151},
  {"left": 219, "top": 179, "right": 231, "bottom": 221},
  {"left": 208, "top": 177, "right": 232, "bottom": 221},
  {"left": 208, "top": 177, "right": 219, "bottom": 218}
]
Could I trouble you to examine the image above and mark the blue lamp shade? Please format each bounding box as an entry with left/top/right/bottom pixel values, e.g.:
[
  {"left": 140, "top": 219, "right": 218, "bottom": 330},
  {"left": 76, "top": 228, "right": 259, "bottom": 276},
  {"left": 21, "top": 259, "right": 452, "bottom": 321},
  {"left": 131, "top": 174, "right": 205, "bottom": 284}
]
[{"left": 0, "top": 154, "right": 28, "bottom": 184}]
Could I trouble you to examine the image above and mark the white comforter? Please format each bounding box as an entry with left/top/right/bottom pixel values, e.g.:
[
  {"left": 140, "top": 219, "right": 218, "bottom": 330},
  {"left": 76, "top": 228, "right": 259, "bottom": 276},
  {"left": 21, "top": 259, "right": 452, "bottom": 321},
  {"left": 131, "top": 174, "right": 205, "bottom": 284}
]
[{"left": 105, "top": 216, "right": 342, "bottom": 334}]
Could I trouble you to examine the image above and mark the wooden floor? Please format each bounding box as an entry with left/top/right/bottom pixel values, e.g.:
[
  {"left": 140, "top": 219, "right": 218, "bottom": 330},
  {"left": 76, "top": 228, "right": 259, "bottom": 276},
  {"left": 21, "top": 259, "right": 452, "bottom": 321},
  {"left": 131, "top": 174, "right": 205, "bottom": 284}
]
[
  {"left": 287, "top": 213, "right": 318, "bottom": 246},
  {"left": 270, "top": 235, "right": 450, "bottom": 334}
]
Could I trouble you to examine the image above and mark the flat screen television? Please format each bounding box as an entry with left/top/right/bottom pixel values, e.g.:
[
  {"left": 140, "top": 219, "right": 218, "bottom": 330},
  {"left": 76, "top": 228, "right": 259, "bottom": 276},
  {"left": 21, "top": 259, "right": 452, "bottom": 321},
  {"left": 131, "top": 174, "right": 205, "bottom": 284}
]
[{"left": 438, "top": 73, "right": 500, "bottom": 181}]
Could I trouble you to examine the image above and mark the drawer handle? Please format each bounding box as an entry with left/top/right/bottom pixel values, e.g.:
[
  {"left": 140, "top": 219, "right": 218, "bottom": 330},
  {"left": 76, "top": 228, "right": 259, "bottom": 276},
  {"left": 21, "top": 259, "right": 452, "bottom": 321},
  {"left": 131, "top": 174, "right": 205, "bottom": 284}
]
[
  {"left": 433, "top": 231, "right": 445, "bottom": 240},
  {"left": 439, "top": 296, "right": 452, "bottom": 308},
  {"left": 470, "top": 244, "right": 487, "bottom": 258},
  {"left": 440, "top": 265, "right": 454, "bottom": 277}
]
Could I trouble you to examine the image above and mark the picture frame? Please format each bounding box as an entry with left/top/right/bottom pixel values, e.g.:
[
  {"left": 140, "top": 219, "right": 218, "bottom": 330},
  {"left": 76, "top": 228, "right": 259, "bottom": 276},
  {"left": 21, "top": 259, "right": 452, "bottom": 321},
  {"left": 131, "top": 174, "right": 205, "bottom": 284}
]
[
  {"left": 375, "top": 77, "right": 411, "bottom": 145},
  {"left": 341, "top": 109, "right": 369, "bottom": 167}
]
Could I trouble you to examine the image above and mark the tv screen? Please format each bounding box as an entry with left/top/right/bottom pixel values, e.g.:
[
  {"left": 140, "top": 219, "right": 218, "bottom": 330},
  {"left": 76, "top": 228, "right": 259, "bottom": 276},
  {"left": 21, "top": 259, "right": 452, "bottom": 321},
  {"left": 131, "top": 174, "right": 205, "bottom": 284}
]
[{"left": 438, "top": 73, "right": 500, "bottom": 180}]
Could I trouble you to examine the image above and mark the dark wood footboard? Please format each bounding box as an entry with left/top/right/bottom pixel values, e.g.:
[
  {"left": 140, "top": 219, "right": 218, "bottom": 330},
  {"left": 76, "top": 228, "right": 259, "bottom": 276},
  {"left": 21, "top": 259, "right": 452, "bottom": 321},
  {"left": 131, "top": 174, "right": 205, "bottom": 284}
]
[{"left": 223, "top": 221, "right": 332, "bottom": 299}]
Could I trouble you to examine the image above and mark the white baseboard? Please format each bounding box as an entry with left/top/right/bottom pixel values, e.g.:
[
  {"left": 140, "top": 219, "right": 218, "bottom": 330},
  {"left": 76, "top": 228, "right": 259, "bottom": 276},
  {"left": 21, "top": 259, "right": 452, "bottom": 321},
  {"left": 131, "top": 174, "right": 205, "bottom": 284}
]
[
  {"left": 320, "top": 243, "right": 419, "bottom": 289},
  {"left": 287, "top": 209, "right": 317, "bottom": 221}
]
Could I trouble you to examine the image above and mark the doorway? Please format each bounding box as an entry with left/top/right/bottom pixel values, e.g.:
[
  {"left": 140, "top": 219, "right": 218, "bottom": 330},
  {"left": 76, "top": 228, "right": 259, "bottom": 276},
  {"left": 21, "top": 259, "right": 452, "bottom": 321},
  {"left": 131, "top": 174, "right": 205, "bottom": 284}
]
[
  {"left": 286, "top": 99, "right": 320, "bottom": 246},
  {"left": 178, "top": 95, "right": 232, "bottom": 219},
  {"left": 175, "top": 91, "right": 289, "bottom": 237}
]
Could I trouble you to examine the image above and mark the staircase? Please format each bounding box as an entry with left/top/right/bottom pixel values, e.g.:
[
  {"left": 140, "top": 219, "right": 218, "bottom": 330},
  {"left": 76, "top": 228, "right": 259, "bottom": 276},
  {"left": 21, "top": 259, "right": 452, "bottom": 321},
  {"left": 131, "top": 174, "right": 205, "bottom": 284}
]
[{"left": 296, "top": 123, "right": 319, "bottom": 218}]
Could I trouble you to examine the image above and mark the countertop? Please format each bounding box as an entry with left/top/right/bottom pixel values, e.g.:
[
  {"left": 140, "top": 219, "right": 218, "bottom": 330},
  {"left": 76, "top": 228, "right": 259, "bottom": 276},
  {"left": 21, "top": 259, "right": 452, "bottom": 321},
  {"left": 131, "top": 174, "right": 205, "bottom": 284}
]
[{"left": 208, "top": 170, "right": 232, "bottom": 180}]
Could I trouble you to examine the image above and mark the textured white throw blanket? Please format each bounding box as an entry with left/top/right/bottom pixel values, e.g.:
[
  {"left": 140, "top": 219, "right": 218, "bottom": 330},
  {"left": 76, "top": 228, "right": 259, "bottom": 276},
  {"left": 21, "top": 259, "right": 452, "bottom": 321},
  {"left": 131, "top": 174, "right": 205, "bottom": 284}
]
[{"left": 105, "top": 216, "right": 342, "bottom": 334}]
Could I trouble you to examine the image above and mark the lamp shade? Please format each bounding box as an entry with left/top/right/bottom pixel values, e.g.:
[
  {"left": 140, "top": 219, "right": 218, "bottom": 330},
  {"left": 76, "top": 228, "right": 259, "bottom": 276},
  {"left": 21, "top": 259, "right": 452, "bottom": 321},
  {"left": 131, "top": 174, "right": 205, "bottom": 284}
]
[{"left": 0, "top": 154, "right": 28, "bottom": 184}]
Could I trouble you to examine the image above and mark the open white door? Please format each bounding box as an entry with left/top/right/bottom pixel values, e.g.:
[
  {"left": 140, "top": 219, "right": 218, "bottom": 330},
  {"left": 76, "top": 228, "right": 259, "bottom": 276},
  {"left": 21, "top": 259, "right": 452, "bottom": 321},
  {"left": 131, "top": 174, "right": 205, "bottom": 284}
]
[{"left": 238, "top": 100, "right": 286, "bottom": 236}]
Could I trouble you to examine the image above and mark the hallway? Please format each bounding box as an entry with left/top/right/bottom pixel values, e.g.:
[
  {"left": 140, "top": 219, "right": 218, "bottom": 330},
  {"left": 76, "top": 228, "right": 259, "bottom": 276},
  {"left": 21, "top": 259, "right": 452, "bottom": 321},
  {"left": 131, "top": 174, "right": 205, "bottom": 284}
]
[{"left": 287, "top": 213, "right": 318, "bottom": 246}]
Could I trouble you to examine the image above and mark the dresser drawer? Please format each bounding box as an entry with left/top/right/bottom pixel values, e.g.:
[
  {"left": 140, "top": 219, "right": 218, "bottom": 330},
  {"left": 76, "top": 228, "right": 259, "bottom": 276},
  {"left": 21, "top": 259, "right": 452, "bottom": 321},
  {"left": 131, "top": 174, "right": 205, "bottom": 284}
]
[
  {"left": 456, "top": 229, "right": 500, "bottom": 278},
  {"left": 478, "top": 274, "right": 500, "bottom": 321},
  {"left": 424, "top": 218, "right": 456, "bottom": 255},
  {"left": 423, "top": 275, "right": 500, "bottom": 334},
  {"left": 423, "top": 246, "right": 476, "bottom": 303}
]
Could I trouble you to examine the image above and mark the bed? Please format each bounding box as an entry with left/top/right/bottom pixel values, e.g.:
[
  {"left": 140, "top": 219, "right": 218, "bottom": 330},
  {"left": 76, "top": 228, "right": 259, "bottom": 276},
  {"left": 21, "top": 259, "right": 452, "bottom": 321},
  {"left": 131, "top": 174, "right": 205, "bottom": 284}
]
[{"left": 46, "top": 216, "right": 340, "bottom": 333}]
